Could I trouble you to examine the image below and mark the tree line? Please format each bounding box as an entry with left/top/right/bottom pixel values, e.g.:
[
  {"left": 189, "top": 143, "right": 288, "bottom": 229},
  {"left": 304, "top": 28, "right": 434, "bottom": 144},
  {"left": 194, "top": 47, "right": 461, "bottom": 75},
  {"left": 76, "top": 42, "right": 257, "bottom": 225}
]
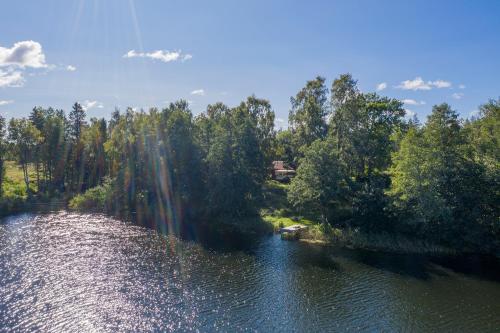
[
  {"left": 283, "top": 75, "right": 499, "bottom": 251},
  {"left": 0, "top": 74, "right": 498, "bottom": 251},
  {"left": 0, "top": 97, "right": 275, "bottom": 231}
]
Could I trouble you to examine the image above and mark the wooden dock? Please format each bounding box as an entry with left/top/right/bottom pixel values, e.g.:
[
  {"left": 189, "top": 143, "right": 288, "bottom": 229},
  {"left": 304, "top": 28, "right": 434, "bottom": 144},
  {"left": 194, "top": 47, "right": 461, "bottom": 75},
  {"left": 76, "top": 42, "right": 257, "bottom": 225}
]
[
  {"left": 280, "top": 224, "right": 307, "bottom": 233},
  {"left": 279, "top": 224, "right": 308, "bottom": 240}
]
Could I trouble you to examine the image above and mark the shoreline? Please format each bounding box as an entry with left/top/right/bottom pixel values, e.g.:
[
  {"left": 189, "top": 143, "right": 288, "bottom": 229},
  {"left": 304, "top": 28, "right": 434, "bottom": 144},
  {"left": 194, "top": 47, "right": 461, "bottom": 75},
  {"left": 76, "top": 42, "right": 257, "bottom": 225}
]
[
  {"left": 1, "top": 206, "right": 497, "bottom": 258},
  {"left": 263, "top": 216, "right": 495, "bottom": 257},
  {"left": 297, "top": 232, "right": 458, "bottom": 256}
]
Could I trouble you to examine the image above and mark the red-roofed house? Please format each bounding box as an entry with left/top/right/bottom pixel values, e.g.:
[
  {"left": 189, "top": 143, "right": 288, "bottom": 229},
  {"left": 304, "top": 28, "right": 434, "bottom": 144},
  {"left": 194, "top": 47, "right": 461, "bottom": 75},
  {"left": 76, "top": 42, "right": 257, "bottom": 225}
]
[{"left": 271, "top": 161, "right": 296, "bottom": 182}]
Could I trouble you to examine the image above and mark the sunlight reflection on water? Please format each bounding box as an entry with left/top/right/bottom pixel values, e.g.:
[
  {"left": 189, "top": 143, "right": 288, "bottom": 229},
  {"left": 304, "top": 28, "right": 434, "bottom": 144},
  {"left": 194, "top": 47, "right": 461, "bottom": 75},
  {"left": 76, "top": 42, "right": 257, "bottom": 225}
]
[{"left": 0, "top": 212, "right": 499, "bottom": 332}]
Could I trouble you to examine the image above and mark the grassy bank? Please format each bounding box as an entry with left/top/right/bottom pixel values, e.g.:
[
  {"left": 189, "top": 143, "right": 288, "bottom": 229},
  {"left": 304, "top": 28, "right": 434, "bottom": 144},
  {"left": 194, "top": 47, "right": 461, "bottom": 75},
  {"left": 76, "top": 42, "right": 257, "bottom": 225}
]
[
  {"left": 301, "top": 227, "right": 456, "bottom": 255},
  {"left": 260, "top": 180, "right": 315, "bottom": 230},
  {"left": 0, "top": 161, "right": 66, "bottom": 217},
  {"left": 260, "top": 180, "right": 458, "bottom": 255},
  {"left": 0, "top": 161, "right": 36, "bottom": 217},
  {"left": 0, "top": 167, "right": 478, "bottom": 256},
  {"left": 2, "top": 161, "right": 37, "bottom": 198}
]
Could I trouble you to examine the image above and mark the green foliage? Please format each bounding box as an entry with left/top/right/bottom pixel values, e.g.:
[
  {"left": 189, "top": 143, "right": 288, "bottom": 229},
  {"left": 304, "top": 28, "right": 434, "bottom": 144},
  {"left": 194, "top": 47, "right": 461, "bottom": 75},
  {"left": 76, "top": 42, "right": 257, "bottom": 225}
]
[
  {"left": 200, "top": 100, "right": 267, "bottom": 218},
  {"left": 286, "top": 75, "right": 498, "bottom": 252},
  {"left": 0, "top": 195, "right": 26, "bottom": 217},
  {"left": 81, "top": 117, "right": 107, "bottom": 189},
  {"left": 102, "top": 102, "right": 204, "bottom": 226},
  {"left": 0, "top": 114, "right": 6, "bottom": 196},
  {"left": 389, "top": 103, "right": 499, "bottom": 250},
  {"left": 28, "top": 107, "right": 67, "bottom": 194},
  {"left": 1, "top": 79, "right": 498, "bottom": 254},
  {"left": 274, "top": 129, "right": 295, "bottom": 167},
  {"left": 2, "top": 161, "right": 36, "bottom": 196},
  {"left": 0, "top": 161, "right": 38, "bottom": 217},
  {"left": 244, "top": 95, "right": 276, "bottom": 168},
  {"left": 466, "top": 98, "right": 500, "bottom": 171},
  {"left": 288, "top": 138, "right": 349, "bottom": 223},
  {"left": 69, "top": 179, "right": 112, "bottom": 211},
  {"left": 67, "top": 102, "right": 87, "bottom": 193},
  {"left": 288, "top": 76, "right": 329, "bottom": 162},
  {"left": 8, "top": 118, "right": 42, "bottom": 195},
  {"left": 68, "top": 102, "right": 87, "bottom": 141},
  {"left": 289, "top": 74, "right": 405, "bottom": 228},
  {"left": 329, "top": 74, "right": 405, "bottom": 227}
]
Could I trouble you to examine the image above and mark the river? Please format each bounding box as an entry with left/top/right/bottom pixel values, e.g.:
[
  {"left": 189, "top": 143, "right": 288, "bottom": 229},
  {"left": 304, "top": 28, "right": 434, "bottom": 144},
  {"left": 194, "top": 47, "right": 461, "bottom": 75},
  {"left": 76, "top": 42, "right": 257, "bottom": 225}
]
[{"left": 1, "top": 212, "right": 499, "bottom": 332}]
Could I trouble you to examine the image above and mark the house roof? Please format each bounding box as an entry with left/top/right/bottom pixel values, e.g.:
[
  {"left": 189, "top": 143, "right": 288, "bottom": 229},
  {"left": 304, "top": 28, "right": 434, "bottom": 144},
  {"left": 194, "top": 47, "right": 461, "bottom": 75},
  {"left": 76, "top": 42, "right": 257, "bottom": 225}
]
[{"left": 272, "top": 161, "right": 295, "bottom": 172}]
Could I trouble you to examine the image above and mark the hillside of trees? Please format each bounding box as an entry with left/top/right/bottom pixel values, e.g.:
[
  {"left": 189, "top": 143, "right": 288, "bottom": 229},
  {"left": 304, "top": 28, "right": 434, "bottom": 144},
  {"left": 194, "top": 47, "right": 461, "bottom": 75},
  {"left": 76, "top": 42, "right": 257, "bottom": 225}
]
[{"left": 0, "top": 74, "right": 498, "bottom": 252}]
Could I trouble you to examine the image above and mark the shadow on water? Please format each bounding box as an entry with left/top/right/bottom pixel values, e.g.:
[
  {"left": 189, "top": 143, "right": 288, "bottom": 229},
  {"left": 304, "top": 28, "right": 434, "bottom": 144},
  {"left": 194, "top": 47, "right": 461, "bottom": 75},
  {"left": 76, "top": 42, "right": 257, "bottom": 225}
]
[
  {"left": 331, "top": 245, "right": 500, "bottom": 282},
  {"left": 100, "top": 209, "right": 500, "bottom": 284},
  {"left": 196, "top": 226, "right": 500, "bottom": 283},
  {"left": 2, "top": 209, "right": 498, "bottom": 283},
  {"left": 189, "top": 224, "right": 344, "bottom": 271},
  {"left": 429, "top": 255, "right": 500, "bottom": 282},
  {"left": 289, "top": 241, "right": 341, "bottom": 270},
  {"left": 0, "top": 200, "right": 66, "bottom": 219}
]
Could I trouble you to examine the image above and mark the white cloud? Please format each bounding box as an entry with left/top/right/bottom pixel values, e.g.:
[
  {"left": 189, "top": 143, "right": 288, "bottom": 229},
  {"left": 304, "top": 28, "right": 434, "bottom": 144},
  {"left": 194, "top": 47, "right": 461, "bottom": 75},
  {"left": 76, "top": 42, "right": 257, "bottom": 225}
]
[
  {"left": 0, "top": 41, "right": 53, "bottom": 88},
  {"left": 452, "top": 92, "right": 464, "bottom": 100},
  {"left": 376, "top": 82, "right": 387, "bottom": 91},
  {"left": 66, "top": 65, "right": 76, "bottom": 71},
  {"left": 458, "top": 84, "right": 466, "bottom": 89},
  {"left": 396, "top": 77, "right": 452, "bottom": 90},
  {"left": 0, "top": 41, "right": 47, "bottom": 68},
  {"left": 397, "top": 77, "right": 431, "bottom": 90},
  {"left": 0, "top": 69, "right": 24, "bottom": 87},
  {"left": 123, "top": 49, "right": 192, "bottom": 63},
  {"left": 430, "top": 80, "right": 451, "bottom": 88},
  {"left": 402, "top": 99, "right": 426, "bottom": 106},
  {"left": 0, "top": 100, "right": 13, "bottom": 106},
  {"left": 82, "top": 100, "right": 104, "bottom": 111},
  {"left": 190, "top": 89, "right": 205, "bottom": 96}
]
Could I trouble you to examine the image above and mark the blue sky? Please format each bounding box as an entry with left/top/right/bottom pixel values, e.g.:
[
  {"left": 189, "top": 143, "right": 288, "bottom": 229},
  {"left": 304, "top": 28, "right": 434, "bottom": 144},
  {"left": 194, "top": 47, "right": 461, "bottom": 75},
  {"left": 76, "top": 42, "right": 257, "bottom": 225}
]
[{"left": 1, "top": 0, "right": 499, "bottom": 126}]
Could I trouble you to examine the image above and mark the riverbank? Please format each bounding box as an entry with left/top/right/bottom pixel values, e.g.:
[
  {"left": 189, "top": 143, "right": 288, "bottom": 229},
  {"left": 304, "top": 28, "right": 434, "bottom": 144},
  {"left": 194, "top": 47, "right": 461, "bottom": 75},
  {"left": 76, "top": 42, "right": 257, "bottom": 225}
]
[
  {"left": 0, "top": 196, "right": 67, "bottom": 218},
  {"left": 0, "top": 161, "right": 67, "bottom": 217},
  {"left": 265, "top": 218, "right": 457, "bottom": 256},
  {"left": 0, "top": 164, "right": 494, "bottom": 257},
  {"left": 260, "top": 180, "right": 471, "bottom": 256},
  {"left": 0, "top": 161, "right": 33, "bottom": 217}
]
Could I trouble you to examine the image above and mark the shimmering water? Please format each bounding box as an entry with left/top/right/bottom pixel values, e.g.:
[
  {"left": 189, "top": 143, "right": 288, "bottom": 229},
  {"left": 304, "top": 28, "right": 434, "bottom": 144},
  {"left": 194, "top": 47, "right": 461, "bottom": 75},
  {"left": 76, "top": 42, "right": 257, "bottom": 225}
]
[{"left": 1, "top": 212, "right": 499, "bottom": 332}]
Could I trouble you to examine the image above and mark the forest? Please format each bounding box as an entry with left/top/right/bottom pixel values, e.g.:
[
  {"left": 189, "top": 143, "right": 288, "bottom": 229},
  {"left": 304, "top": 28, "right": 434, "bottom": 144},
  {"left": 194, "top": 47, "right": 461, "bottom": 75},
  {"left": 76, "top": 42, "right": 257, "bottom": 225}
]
[{"left": 0, "top": 74, "right": 498, "bottom": 253}]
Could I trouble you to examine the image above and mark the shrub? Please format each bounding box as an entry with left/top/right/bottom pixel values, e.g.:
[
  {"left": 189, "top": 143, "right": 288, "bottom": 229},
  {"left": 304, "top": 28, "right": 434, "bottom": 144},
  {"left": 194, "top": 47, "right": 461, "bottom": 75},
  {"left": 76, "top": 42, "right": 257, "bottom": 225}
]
[
  {"left": 69, "top": 180, "right": 112, "bottom": 211},
  {"left": 0, "top": 196, "right": 26, "bottom": 217}
]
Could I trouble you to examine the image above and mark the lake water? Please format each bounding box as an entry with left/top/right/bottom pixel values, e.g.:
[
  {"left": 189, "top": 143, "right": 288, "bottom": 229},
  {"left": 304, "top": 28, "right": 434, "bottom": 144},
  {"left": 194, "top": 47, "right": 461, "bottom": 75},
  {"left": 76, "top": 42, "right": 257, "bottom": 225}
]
[{"left": 1, "top": 212, "right": 499, "bottom": 332}]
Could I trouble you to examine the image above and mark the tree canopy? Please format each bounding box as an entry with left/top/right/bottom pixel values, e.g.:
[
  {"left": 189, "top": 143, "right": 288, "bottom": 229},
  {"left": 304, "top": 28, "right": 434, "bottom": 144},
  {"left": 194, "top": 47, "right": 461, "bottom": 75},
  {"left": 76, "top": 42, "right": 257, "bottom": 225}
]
[{"left": 0, "top": 76, "right": 498, "bottom": 252}]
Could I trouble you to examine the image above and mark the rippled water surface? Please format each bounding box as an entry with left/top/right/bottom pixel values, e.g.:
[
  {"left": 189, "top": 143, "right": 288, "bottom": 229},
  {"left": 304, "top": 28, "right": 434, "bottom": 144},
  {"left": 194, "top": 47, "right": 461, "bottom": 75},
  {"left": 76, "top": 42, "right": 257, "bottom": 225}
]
[{"left": 1, "top": 212, "right": 499, "bottom": 332}]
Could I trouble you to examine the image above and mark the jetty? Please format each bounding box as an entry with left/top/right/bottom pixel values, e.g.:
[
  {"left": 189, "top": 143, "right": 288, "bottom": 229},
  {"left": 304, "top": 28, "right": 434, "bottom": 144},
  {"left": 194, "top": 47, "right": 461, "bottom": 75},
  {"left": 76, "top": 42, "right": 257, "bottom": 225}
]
[{"left": 279, "top": 224, "right": 308, "bottom": 240}]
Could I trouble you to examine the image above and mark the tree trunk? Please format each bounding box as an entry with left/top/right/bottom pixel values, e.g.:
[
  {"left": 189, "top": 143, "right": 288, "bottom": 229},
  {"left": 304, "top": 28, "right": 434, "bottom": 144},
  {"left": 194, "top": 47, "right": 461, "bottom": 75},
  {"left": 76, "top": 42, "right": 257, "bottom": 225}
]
[
  {"left": 22, "top": 162, "right": 30, "bottom": 196},
  {"left": 35, "top": 160, "right": 40, "bottom": 193}
]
